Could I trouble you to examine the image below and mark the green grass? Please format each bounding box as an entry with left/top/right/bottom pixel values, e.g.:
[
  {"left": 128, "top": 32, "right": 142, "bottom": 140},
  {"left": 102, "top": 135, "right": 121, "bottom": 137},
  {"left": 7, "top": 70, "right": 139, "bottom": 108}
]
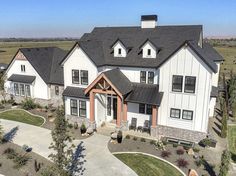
[
  {"left": 228, "top": 125, "right": 236, "bottom": 162},
  {"left": 0, "top": 41, "right": 75, "bottom": 64},
  {"left": 214, "top": 46, "right": 236, "bottom": 75},
  {"left": 114, "top": 153, "right": 183, "bottom": 176},
  {"left": 0, "top": 109, "right": 44, "bottom": 126}
]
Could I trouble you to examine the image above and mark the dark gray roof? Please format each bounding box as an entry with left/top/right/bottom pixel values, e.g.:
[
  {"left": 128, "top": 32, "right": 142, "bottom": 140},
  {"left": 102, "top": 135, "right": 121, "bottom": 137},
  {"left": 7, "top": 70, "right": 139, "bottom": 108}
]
[
  {"left": 62, "top": 25, "right": 220, "bottom": 73},
  {"left": 141, "top": 15, "right": 157, "bottom": 21},
  {"left": 103, "top": 68, "right": 133, "bottom": 95},
  {"left": 19, "top": 47, "right": 67, "bottom": 85},
  {"left": 8, "top": 74, "right": 36, "bottom": 84},
  {"left": 62, "top": 86, "right": 88, "bottom": 99},
  {"left": 211, "top": 86, "right": 218, "bottom": 97},
  {"left": 125, "top": 83, "right": 163, "bottom": 106}
]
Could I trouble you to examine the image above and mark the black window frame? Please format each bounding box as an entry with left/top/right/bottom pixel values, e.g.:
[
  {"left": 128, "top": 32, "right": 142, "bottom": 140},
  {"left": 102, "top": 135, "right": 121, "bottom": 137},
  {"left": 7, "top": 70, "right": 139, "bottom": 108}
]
[
  {"left": 55, "top": 86, "right": 59, "bottom": 95},
  {"left": 21, "top": 65, "right": 25, "bottom": 72},
  {"left": 14, "top": 83, "right": 19, "bottom": 95},
  {"left": 170, "top": 108, "right": 181, "bottom": 119},
  {"left": 19, "top": 84, "right": 25, "bottom": 96},
  {"left": 172, "top": 75, "right": 183, "bottom": 92},
  {"left": 70, "top": 99, "right": 78, "bottom": 116},
  {"left": 182, "top": 110, "right": 193, "bottom": 120},
  {"left": 148, "top": 71, "right": 154, "bottom": 84},
  {"left": 107, "top": 96, "right": 111, "bottom": 116},
  {"left": 139, "top": 103, "right": 145, "bottom": 114},
  {"left": 80, "top": 70, "right": 88, "bottom": 85},
  {"left": 25, "top": 84, "right": 31, "bottom": 97},
  {"left": 140, "top": 71, "right": 146, "bottom": 83},
  {"left": 184, "top": 76, "right": 196, "bottom": 93},
  {"left": 72, "top": 70, "right": 80, "bottom": 84},
  {"left": 147, "top": 49, "right": 151, "bottom": 56},
  {"left": 79, "top": 100, "right": 86, "bottom": 117},
  {"left": 118, "top": 48, "right": 122, "bottom": 55},
  {"left": 146, "top": 104, "right": 152, "bottom": 115}
]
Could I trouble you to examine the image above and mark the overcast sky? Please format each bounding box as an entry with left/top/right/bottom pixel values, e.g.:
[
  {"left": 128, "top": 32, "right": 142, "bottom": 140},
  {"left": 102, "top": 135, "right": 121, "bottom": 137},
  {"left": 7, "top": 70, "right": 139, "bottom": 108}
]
[{"left": 0, "top": 0, "right": 235, "bottom": 38}]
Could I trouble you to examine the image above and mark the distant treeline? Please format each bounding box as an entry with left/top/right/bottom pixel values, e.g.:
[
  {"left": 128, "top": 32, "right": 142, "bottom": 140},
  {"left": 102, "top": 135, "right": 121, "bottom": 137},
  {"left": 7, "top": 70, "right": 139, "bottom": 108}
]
[
  {"left": 0, "top": 38, "right": 78, "bottom": 42},
  {"left": 205, "top": 38, "right": 236, "bottom": 47}
]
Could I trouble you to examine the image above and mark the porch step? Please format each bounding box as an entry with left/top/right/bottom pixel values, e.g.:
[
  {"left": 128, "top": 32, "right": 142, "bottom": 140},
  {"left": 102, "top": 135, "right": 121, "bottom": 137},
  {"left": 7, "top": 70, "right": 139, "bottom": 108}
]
[{"left": 97, "top": 123, "right": 116, "bottom": 137}]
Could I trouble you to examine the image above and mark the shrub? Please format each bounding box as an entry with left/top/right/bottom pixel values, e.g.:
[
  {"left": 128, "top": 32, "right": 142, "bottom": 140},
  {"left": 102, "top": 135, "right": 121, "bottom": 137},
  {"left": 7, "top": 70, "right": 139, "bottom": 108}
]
[
  {"left": 161, "top": 151, "right": 171, "bottom": 158},
  {"left": 73, "top": 123, "right": 78, "bottom": 129},
  {"left": 0, "top": 103, "right": 4, "bottom": 109},
  {"left": 193, "top": 147, "right": 200, "bottom": 153},
  {"left": 176, "top": 148, "right": 185, "bottom": 155},
  {"left": 133, "top": 136, "right": 138, "bottom": 141},
  {"left": 219, "top": 150, "right": 231, "bottom": 176},
  {"left": 21, "top": 98, "right": 37, "bottom": 110},
  {"left": 176, "top": 158, "right": 189, "bottom": 168},
  {"left": 140, "top": 138, "right": 146, "bottom": 142},
  {"left": 162, "top": 140, "right": 167, "bottom": 145},
  {"left": 173, "top": 143, "right": 178, "bottom": 148},
  {"left": 125, "top": 135, "right": 130, "bottom": 139},
  {"left": 3, "top": 148, "right": 17, "bottom": 159},
  {"left": 183, "top": 145, "right": 191, "bottom": 150},
  {"left": 155, "top": 141, "right": 165, "bottom": 150},
  {"left": 34, "top": 159, "right": 42, "bottom": 172},
  {"left": 150, "top": 140, "right": 156, "bottom": 145},
  {"left": 13, "top": 154, "right": 31, "bottom": 169},
  {"left": 195, "top": 159, "right": 202, "bottom": 167},
  {"left": 68, "top": 123, "right": 73, "bottom": 129}
]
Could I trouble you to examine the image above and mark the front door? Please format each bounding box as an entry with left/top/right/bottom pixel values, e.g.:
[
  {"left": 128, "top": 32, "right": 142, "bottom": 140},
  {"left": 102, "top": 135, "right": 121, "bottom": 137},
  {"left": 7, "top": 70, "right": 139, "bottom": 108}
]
[{"left": 113, "top": 98, "right": 117, "bottom": 120}]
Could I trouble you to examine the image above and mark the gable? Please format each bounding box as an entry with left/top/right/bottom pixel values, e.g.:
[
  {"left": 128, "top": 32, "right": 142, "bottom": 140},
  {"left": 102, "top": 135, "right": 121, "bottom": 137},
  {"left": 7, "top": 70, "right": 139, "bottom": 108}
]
[
  {"left": 141, "top": 41, "right": 157, "bottom": 58},
  {"left": 113, "top": 41, "right": 127, "bottom": 57}
]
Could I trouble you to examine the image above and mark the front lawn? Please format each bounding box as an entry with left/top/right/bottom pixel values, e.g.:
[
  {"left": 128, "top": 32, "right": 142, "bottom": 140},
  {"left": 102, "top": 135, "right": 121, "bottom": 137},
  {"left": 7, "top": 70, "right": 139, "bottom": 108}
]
[
  {"left": 114, "top": 153, "right": 183, "bottom": 176},
  {"left": 228, "top": 125, "right": 236, "bottom": 162},
  {"left": 0, "top": 109, "right": 44, "bottom": 126}
]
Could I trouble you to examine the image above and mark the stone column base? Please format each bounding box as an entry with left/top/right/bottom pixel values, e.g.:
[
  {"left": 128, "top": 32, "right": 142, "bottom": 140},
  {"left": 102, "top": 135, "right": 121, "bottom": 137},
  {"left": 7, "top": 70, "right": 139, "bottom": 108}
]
[
  {"left": 151, "top": 126, "right": 158, "bottom": 138},
  {"left": 89, "top": 121, "right": 96, "bottom": 130},
  {"left": 120, "top": 120, "right": 129, "bottom": 131}
]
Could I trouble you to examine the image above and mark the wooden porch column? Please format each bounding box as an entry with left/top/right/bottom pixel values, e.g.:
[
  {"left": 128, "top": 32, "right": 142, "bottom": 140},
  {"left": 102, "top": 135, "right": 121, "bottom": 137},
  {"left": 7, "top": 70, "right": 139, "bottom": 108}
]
[
  {"left": 89, "top": 91, "right": 95, "bottom": 123},
  {"left": 123, "top": 102, "right": 128, "bottom": 121},
  {"left": 152, "top": 105, "right": 158, "bottom": 127},
  {"left": 116, "top": 96, "right": 122, "bottom": 127}
]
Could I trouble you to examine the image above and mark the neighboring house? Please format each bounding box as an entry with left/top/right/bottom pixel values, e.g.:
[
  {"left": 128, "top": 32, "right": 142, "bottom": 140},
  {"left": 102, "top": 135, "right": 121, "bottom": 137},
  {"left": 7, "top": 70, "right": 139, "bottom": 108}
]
[
  {"left": 4, "top": 47, "right": 67, "bottom": 106},
  {"left": 61, "top": 15, "right": 223, "bottom": 142},
  {"left": 0, "top": 63, "right": 8, "bottom": 73}
]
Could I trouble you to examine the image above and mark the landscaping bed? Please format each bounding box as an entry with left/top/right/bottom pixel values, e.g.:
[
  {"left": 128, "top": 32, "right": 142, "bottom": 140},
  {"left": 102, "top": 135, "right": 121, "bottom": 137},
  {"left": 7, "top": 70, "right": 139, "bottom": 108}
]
[
  {"left": 0, "top": 142, "right": 54, "bottom": 176},
  {"left": 114, "top": 153, "right": 183, "bottom": 176},
  {"left": 0, "top": 109, "right": 44, "bottom": 126},
  {"left": 228, "top": 125, "right": 236, "bottom": 162},
  {"left": 108, "top": 136, "right": 218, "bottom": 176}
]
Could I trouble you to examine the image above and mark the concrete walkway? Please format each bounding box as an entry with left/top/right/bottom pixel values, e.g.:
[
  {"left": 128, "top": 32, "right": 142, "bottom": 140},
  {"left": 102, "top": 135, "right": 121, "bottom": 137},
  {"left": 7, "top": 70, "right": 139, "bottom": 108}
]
[{"left": 0, "top": 119, "right": 137, "bottom": 176}]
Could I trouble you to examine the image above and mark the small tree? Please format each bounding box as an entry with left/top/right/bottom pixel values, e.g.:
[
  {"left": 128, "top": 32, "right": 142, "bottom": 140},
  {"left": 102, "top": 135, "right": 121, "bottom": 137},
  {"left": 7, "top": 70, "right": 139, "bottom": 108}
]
[
  {"left": 221, "top": 100, "right": 228, "bottom": 138},
  {"left": 0, "top": 73, "right": 7, "bottom": 102},
  {"left": 48, "top": 106, "right": 74, "bottom": 175},
  {"left": 0, "top": 122, "right": 4, "bottom": 142},
  {"left": 219, "top": 150, "right": 231, "bottom": 176}
]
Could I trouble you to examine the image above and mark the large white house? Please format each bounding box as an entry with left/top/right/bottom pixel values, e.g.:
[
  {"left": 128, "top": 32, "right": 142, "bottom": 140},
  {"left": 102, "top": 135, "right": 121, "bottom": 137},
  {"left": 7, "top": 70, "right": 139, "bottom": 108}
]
[
  {"left": 4, "top": 15, "right": 223, "bottom": 142},
  {"left": 61, "top": 15, "right": 223, "bottom": 142}
]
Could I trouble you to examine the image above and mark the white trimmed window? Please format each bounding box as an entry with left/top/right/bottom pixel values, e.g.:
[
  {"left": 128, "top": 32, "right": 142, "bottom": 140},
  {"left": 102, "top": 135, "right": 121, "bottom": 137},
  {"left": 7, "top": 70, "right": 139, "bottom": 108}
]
[
  {"left": 14, "top": 83, "right": 19, "bottom": 95},
  {"left": 80, "top": 70, "right": 88, "bottom": 85},
  {"left": 20, "top": 84, "right": 25, "bottom": 96},
  {"left": 25, "top": 85, "right": 31, "bottom": 97},
  {"left": 70, "top": 99, "right": 78, "bottom": 116},
  {"left": 140, "top": 71, "right": 146, "bottom": 83},
  {"left": 79, "top": 100, "right": 86, "bottom": 117},
  {"left": 21, "top": 65, "right": 25, "bottom": 72}
]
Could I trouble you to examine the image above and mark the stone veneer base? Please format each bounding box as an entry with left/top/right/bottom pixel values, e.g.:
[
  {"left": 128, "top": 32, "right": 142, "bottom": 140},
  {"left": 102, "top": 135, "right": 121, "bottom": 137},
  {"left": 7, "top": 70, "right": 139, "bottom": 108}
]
[{"left": 151, "top": 125, "right": 207, "bottom": 143}]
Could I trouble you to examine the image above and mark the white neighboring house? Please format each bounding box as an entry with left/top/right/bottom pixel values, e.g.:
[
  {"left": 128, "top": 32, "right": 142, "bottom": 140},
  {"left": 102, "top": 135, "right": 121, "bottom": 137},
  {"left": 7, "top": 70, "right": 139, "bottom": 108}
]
[
  {"left": 4, "top": 47, "right": 67, "bottom": 106},
  {"left": 61, "top": 15, "right": 223, "bottom": 143}
]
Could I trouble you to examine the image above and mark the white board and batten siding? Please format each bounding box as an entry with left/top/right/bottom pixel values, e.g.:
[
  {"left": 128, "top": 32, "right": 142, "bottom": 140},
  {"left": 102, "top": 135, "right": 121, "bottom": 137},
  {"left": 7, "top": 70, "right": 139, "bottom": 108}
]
[
  {"left": 5, "top": 57, "right": 49, "bottom": 100},
  {"left": 158, "top": 46, "right": 213, "bottom": 133},
  {"left": 63, "top": 46, "right": 98, "bottom": 89}
]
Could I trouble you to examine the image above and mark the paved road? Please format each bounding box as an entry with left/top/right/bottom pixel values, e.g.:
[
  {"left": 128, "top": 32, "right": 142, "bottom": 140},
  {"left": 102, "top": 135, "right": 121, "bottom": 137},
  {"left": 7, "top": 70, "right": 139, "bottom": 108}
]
[{"left": 0, "top": 119, "right": 137, "bottom": 176}]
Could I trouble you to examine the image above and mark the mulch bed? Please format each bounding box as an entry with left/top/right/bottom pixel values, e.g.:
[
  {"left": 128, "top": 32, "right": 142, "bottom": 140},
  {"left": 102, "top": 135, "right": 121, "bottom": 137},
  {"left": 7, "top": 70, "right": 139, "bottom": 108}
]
[
  {"left": 108, "top": 137, "right": 217, "bottom": 176},
  {"left": 0, "top": 142, "right": 54, "bottom": 176}
]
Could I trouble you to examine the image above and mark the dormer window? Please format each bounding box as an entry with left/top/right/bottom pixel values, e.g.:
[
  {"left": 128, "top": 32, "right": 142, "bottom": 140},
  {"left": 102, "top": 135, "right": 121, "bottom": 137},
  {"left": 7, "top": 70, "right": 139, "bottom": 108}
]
[
  {"left": 111, "top": 39, "right": 127, "bottom": 58},
  {"left": 140, "top": 39, "right": 157, "bottom": 58},
  {"left": 147, "top": 49, "right": 151, "bottom": 56},
  {"left": 118, "top": 48, "right": 122, "bottom": 55}
]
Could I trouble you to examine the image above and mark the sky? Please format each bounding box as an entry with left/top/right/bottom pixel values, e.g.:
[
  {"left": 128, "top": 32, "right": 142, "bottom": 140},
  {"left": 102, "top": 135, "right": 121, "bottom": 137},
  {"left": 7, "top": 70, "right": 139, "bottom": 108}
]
[{"left": 0, "top": 0, "right": 235, "bottom": 38}]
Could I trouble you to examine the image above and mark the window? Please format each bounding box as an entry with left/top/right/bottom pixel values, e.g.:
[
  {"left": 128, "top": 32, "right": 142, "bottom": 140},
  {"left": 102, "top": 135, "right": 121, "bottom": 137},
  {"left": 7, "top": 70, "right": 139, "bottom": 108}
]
[
  {"left": 147, "top": 49, "right": 151, "bottom": 56},
  {"left": 172, "top": 75, "right": 183, "bottom": 92},
  {"left": 25, "top": 85, "right": 31, "bottom": 97},
  {"left": 72, "top": 70, "right": 79, "bottom": 84},
  {"left": 140, "top": 71, "right": 146, "bottom": 83},
  {"left": 148, "top": 72, "right": 154, "bottom": 84},
  {"left": 70, "top": 99, "right": 78, "bottom": 116},
  {"left": 184, "top": 76, "right": 196, "bottom": 93},
  {"left": 79, "top": 100, "right": 86, "bottom": 117},
  {"left": 20, "top": 84, "right": 25, "bottom": 96},
  {"left": 170, "top": 108, "right": 181, "bottom": 119},
  {"left": 14, "top": 83, "right": 19, "bottom": 95},
  {"left": 182, "top": 110, "right": 193, "bottom": 120},
  {"left": 146, "top": 105, "right": 152, "bottom": 115},
  {"left": 55, "top": 86, "right": 59, "bottom": 95},
  {"left": 21, "top": 65, "right": 25, "bottom": 72},
  {"left": 80, "top": 70, "right": 88, "bottom": 85},
  {"left": 139, "top": 103, "right": 145, "bottom": 114},
  {"left": 107, "top": 97, "right": 111, "bottom": 116},
  {"left": 118, "top": 48, "right": 122, "bottom": 55}
]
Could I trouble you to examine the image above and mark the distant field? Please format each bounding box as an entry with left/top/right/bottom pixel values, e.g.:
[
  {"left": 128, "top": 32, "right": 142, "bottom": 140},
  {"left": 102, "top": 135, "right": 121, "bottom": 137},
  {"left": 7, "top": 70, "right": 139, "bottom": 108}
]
[
  {"left": 0, "top": 41, "right": 75, "bottom": 64},
  {"left": 214, "top": 46, "right": 236, "bottom": 75}
]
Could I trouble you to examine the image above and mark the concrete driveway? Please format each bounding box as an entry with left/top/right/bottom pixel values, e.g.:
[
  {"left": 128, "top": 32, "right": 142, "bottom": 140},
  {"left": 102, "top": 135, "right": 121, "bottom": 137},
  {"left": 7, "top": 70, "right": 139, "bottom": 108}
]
[{"left": 0, "top": 119, "right": 137, "bottom": 176}]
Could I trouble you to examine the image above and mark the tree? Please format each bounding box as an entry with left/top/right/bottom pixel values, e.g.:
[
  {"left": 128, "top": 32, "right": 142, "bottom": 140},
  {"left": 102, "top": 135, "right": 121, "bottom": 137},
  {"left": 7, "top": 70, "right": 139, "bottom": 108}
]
[
  {"left": 0, "top": 122, "right": 4, "bottom": 142},
  {"left": 221, "top": 100, "right": 228, "bottom": 138},
  {"left": 48, "top": 106, "right": 75, "bottom": 175},
  {"left": 219, "top": 150, "right": 231, "bottom": 176},
  {"left": 0, "top": 72, "right": 7, "bottom": 102}
]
